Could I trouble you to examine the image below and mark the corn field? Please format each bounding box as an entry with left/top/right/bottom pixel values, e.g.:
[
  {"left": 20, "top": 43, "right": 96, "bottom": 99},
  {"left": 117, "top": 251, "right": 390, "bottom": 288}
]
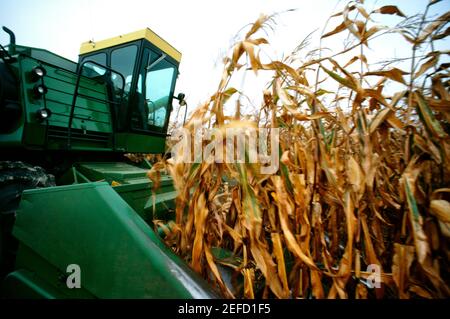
[{"left": 149, "top": 0, "right": 450, "bottom": 299}]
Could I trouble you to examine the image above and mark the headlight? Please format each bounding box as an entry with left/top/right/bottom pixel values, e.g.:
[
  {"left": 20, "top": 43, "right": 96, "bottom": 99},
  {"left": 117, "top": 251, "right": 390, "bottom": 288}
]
[
  {"left": 30, "top": 66, "right": 47, "bottom": 82},
  {"left": 36, "top": 108, "right": 52, "bottom": 121},
  {"left": 33, "top": 84, "right": 48, "bottom": 98}
]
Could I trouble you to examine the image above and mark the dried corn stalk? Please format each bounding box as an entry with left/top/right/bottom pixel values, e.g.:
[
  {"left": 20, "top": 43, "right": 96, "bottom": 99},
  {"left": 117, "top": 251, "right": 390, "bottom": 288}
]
[{"left": 150, "top": 0, "right": 450, "bottom": 299}]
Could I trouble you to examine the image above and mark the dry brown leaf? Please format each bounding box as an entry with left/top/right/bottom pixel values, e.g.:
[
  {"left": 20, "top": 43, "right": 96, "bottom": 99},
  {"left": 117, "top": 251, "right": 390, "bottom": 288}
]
[
  {"left": 273, "top": 176, "right": 318, "bottom": 270},
  {"left": 365, "top": 68, "right": 408, "bottom": 85},
  {"left": 430, "top": 200, "right": 450, "bottom": 223},
  {"left": 205, "top": 244, "right": 235, "bottom": 298},
  {"left": 373, "top": 5, "right": 406, "bottom": 17},
  {"left": 415, "top": 54, "right": 439, "bottom": 78},
  {"left": 242, "top": 268, "right": 255, "bottom": 299},
  {"left": 417, "top": 11, "right": 450, "bottom": 44},
  {"left": 392, "top": 243, "right": 415, "bottom": 298},
  {"left": 322, "top": 21, "right": 347, "bottom": 38},
  {"left": 271, "top": 233, "right": 290, "bottom": 296},
  {"left": 347, "top": 155, "right": 365, "bottom": 196},
  {"left": 191, "top": 193, "right": 208, "bottom": 272},
  {"left": 344, "top": 55, "right": 368, "bottom": 68}
]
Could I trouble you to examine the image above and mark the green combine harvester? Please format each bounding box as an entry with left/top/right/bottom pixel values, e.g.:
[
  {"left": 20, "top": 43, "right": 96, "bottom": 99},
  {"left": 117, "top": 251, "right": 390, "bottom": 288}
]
[{"left": 0, "top": 26, "right": 217, "bottom": 298}]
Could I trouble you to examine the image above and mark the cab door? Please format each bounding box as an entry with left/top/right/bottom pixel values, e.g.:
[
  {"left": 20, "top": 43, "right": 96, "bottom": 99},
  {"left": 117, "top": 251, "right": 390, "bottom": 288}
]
[{"left": 133, "top": 47, "right": 178, "bottom": 134}]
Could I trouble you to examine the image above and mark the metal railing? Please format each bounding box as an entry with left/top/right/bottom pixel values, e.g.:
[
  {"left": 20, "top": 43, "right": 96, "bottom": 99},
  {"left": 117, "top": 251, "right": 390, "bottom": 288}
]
[{"left": 67, "top": 60, "right": 125, "bottom": 149}]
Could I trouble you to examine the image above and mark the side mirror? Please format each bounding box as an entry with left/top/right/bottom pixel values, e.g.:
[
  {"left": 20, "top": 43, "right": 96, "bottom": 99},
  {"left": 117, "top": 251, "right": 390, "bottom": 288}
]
[
  {"left": 174, "top": 93, "right": 188, "bottom": 125},
  {"left": 175, "top": 92, "right": 186, "bottom": 106}
]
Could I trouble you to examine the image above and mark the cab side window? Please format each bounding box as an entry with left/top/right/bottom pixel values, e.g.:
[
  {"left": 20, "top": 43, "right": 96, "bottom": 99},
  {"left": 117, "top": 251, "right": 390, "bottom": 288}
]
[{"left": 80, "top": 52, "right": 107, "bottom": 77}]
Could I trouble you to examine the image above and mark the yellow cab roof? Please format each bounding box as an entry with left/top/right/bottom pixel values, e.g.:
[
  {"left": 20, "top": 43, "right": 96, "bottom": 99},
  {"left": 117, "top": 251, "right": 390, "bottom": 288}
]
[{"left": 79, "top": 28, "right": 181, "bottom": 62}]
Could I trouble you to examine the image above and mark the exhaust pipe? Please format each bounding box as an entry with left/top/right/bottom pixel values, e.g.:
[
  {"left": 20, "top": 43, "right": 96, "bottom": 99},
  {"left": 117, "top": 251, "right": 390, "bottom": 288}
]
[{"left": 2, "top": 27, "right": 16, "bottom": 55}]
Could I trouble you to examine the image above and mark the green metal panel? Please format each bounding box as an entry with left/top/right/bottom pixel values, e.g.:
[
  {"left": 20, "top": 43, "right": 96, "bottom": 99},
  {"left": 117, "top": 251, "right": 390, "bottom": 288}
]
[
  {"left": 3, "top": 50, "right": 114, "bottom": 151},
  {"left": 22, "top": 123, "right": 46, "bottom": 146},
  {"left": 76, "top": 162, "right": 153, "bottom": 182},
  {"left": 115, "top": 132, "right": 166, "bottom": 153},
  {"left": 3, "top": 269, "right": 61, "bottom": 299},
  {"left": 14, "top": 45, "right": 78, "bottom": 73},
  {"left": 75, "top": 162, "right": 175, "bottom": 220},
  {"left": 19, "top": 57, "right": 113, "bottom": 133},
  {"left": 2, "top": 247, "right": 95, "bottom": 298},
  {"left": 11, "top": 182, "right": 217, "bottom": 298}
]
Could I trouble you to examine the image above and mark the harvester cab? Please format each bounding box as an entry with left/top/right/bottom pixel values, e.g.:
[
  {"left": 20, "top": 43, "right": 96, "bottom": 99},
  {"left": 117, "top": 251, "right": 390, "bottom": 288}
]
[
  {"left": 78, "top": 29, "right": 185, "bottom": 138},
  {"left": 0, "top": 27, "right": 217, "bottom": 299}
]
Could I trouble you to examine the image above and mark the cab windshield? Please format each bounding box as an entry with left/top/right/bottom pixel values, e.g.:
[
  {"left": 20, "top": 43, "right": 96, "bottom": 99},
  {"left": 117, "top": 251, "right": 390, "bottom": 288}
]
[{"left": 111, "top": 45, "right": 138, "bottom": 94}]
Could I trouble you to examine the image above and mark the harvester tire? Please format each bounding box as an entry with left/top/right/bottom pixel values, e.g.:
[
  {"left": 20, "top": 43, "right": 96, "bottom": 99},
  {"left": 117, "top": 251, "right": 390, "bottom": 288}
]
[{"left": 0, "top": 161, "right": 55, "bottom": 278}]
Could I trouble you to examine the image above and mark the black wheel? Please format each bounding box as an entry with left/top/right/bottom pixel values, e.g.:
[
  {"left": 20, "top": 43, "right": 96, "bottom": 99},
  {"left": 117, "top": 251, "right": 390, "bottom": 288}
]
[{"left": 0, "top": 161, "right": 55, "bottom": 278}]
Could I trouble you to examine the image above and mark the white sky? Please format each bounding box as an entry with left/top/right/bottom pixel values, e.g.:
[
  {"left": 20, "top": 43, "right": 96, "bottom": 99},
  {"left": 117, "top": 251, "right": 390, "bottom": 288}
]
[{"left": 1, "top": 0, "right": 449, "bottom": 122}]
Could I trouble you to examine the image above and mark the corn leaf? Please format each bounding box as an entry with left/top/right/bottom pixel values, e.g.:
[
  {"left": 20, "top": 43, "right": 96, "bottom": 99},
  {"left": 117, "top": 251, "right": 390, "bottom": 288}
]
[{"left": 373, "top": 5, "right": 406, "bottom": 17}]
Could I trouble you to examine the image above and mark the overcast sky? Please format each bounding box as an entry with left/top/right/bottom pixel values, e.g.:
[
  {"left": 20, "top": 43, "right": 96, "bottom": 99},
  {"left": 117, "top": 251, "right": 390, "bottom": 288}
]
[{"left": 1, "top": 0, "right": 449, "bottom": 122}]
